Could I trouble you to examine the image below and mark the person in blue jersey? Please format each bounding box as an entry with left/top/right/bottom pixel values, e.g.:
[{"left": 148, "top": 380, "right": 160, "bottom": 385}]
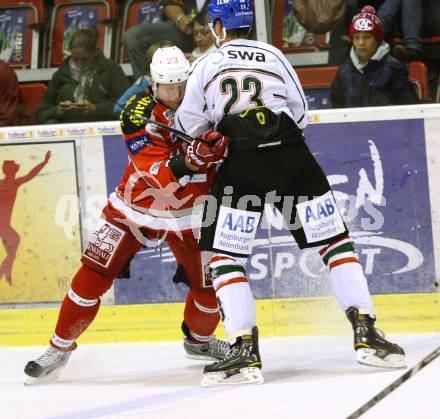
[{"left": 175, "top": 0, "right": 406, "bottom": 386}]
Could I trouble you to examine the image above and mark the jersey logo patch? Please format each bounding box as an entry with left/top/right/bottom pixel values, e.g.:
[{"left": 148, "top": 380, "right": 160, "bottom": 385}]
[
  {"left": 149, "top": 160, "right": 162, "bottom": 175},
  {"left": 83, "top": 219, "right": 126, "bottom": 268},
  {"left": 125, "top": 134, "right": 153, "bottom": 155},
  {"left": 227, "top": 50, "right": 266, "bottom": 62},
  {"left": 211, "top": 50, "right": 225, "bottom": 64},
  {"left": 163, "top": 109, "right": 175, "bottom": 124}
]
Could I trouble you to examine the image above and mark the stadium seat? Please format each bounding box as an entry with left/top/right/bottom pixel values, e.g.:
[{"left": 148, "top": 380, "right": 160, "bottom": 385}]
[
  {"left": 408, "top": 61, "right": 429, "bottom": 101},
  {"left": 295, "top": 66, "right": 339, "bottom": 89},
  {"left": 47, "top": 0, "right": 117, "bottom": 67},
  {"left": 18, "top": 83, "right": 47, "bottom": 124},
  {"left": 392, "top": 36, "right": 440, "bottom": 47},
  {"left": 0, "top": 1, "right": 45, "bottom": 69},
  {"left": 118, "top": 0, "right": 164, "bottom": 63},
  {"left": 295, "top": 66, "right": 339, "bottom": 109},
  {"left": 295, "top": 63, "right": 429, "bottom": 106}
]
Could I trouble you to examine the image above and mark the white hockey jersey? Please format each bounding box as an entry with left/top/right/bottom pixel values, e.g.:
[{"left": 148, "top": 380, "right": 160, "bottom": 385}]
[{"left": 175, "top": 38, "right": 308, "bottom": 136}]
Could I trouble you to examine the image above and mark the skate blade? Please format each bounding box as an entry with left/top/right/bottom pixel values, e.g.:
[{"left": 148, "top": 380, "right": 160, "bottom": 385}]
[
  {"left": 356, "top": 348, "right": 407, "bottom": 369},
  {"left": 23, "top": 367, "right": 63, "bottom": 386},
  {"left": 201, "top": 367, "right": 264, "bottom": 387},
  {"left": 185, "top": 353, "right": 221, "bottom": 362}
]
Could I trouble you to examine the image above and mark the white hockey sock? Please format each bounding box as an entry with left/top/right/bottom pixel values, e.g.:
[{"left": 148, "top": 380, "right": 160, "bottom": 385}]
[
  {"left": 210, "top": 254, "right": 256, "bottom": 340},
  {"left": 320, "top": 237, "right": 374, "bottom": 315},
  {"left": 329, "top": 262, "right": 374, "bottom": 315}
]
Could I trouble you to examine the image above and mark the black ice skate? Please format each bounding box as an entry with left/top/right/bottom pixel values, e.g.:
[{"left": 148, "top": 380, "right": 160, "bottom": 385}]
[
  {"left": 24, "top": 346, "right": 72, "bottom": 385},
  {"left": 346, "top": 307, "right": 406, "bottom": 369},
  {"left": 201, "top": 326, "right": 263, "bottom": 387},
  {"left": 184, "top": 336, "right": 231, "bottom": 361}
]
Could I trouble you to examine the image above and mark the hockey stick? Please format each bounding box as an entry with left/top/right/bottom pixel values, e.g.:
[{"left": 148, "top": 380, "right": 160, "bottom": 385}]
[
  {"left": 346, "top": 344, "right": 440, "bottom": 419},
  {"left": 138, "top": 116, "right": 210, "bottom": 145}
]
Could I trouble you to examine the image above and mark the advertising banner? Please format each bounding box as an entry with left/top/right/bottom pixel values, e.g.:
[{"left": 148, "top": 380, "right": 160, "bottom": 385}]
[
  {"left": 63, "top": 7, "right": 98, "bottom": 54},
  {"left": 258, "top": 119, "right": 435, "bottom": 299},
  {"left": 305, "top": 90, "right": 332, "bottom": 110},
  {"left": 0, "top": 141, "right": 82, "bottom": 303},
  {"left": 0, "top": 9, "right": 27, "bottom": 65},
  {"left": 102, "top": 118, "right": 435, "bottom": 304},
  {"left": 139, "top": 3, "right": 163, "bottom": 24}
]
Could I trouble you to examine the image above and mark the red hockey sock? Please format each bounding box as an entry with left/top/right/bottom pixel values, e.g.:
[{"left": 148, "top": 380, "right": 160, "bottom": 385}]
[
  {"left": 183, "top": 291, "right": 220, "bottom": 343},
  {"left": 51, "top": 265, "right": 113, "bottom": 350}
]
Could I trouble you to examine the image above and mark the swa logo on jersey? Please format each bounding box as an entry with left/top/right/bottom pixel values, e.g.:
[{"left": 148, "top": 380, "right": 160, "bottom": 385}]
[
  {"left": 305, "top": 199, "right": 335, "bottom": 223},
  {"left": 222, "top": 213, "right": 256, "bottom": 233},
  {"left": 227, "top": 50, "right": 266, "bottom": 62}
]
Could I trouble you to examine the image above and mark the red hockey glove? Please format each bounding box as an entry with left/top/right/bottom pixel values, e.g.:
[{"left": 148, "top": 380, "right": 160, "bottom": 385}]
[{"left": 185, "top": 130, "right": 229, "bottom": 170}]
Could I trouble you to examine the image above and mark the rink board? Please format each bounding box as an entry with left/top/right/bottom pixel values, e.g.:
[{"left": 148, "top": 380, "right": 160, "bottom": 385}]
[
  {"left": 0, "top": 141, "right": 82, "bottom": 303},
  {"left": 105, "top": 110, "right": 438, "bottom": 303},
  {"left": 0, "top": 105, "right": 440, "bottom": 344},
  {"left": 1, "top": 293, "right": 439, "bottom": 347}
]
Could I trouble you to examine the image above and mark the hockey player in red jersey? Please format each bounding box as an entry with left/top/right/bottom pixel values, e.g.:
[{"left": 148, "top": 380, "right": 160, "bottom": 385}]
[{"left": 24, "top": 46, "right": 229, "bottom": 385}]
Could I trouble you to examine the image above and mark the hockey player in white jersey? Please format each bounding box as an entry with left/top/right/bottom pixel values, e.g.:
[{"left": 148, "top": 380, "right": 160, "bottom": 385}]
[{"left": 175, "top": 0, "right": 406, "bottom": 386}]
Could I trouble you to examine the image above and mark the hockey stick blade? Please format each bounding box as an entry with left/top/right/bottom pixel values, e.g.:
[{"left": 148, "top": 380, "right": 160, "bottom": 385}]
[
  {"left": 347, "top": 344, "right": 440, "bottom": 419},
  {"left": 138, "top": 116, "right": 210, "bottom": 144}
]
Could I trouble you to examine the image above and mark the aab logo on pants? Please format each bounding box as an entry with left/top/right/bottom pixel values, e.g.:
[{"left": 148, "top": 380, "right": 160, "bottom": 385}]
[
  {"left": 83, "top": 218, "right": 125, "bottom": 268},
  {"left": 222, "top": 212, "right": 257, "bottom": 233},
  {"left": 305, "top": 197, "right": 335, "bottom": 223},
  {"left": 213, "top": 206, "right": 261, "bottom": 255},
  {"left": 297, "top": 191, "right": 345, "bottom": 243}
]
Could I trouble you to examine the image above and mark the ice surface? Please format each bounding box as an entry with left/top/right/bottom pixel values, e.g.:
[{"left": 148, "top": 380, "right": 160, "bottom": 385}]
[{"left": 2, "top": 334, "right": 438, "bottom": 418}]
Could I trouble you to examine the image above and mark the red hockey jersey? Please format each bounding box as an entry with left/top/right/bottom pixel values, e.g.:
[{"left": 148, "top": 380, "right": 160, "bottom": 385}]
[{"left": 109, "top": 93, "right": 216, "bottom": 232}]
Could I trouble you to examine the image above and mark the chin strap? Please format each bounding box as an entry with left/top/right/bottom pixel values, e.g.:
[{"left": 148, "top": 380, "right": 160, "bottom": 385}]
[
  {"left": 151, "top": 82, "right": 158, "bottom": 101},
  {"left": 210, "top": 25, "right": 227, "bottom": 47}
]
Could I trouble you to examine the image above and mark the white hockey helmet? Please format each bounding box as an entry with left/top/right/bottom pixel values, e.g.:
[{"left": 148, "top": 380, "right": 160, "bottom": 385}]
[{"left": 150, "top": 46, "right": 190, "bottom": 86}]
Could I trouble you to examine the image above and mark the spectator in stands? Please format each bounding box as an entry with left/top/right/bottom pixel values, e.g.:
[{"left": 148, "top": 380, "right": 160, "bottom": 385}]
[
  {"left": 114, "top": 40, "right": 174, "bottom": 116},
  {"left": 423, "top": 0, "right": 440, "bottom": 38},
  {"left": 421, "top": 0, "right": 440, "bottom": 100},
  {"left": 0, "top": 60, "right": 21, "bottom": 126},
  {"left": 330, "top": 0, "right": 423, "bottom": 64},
  {"left": 331, "top": 6, "right": 420, "bottom": 108},
  {"left": 123, "top": 1, "right": 208, "bottom": 79},
  {"left": 38, "top": 28, "right": 129, "bottom": 124},
  {"left": 189, "top": 12, "right": 216, "bottom": 62},
  {"left": 380, "top": 0, "right": 423, "bottom": 61},
  {"left": 381, "top": 0, "right": 423, "bottom": 61}
]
